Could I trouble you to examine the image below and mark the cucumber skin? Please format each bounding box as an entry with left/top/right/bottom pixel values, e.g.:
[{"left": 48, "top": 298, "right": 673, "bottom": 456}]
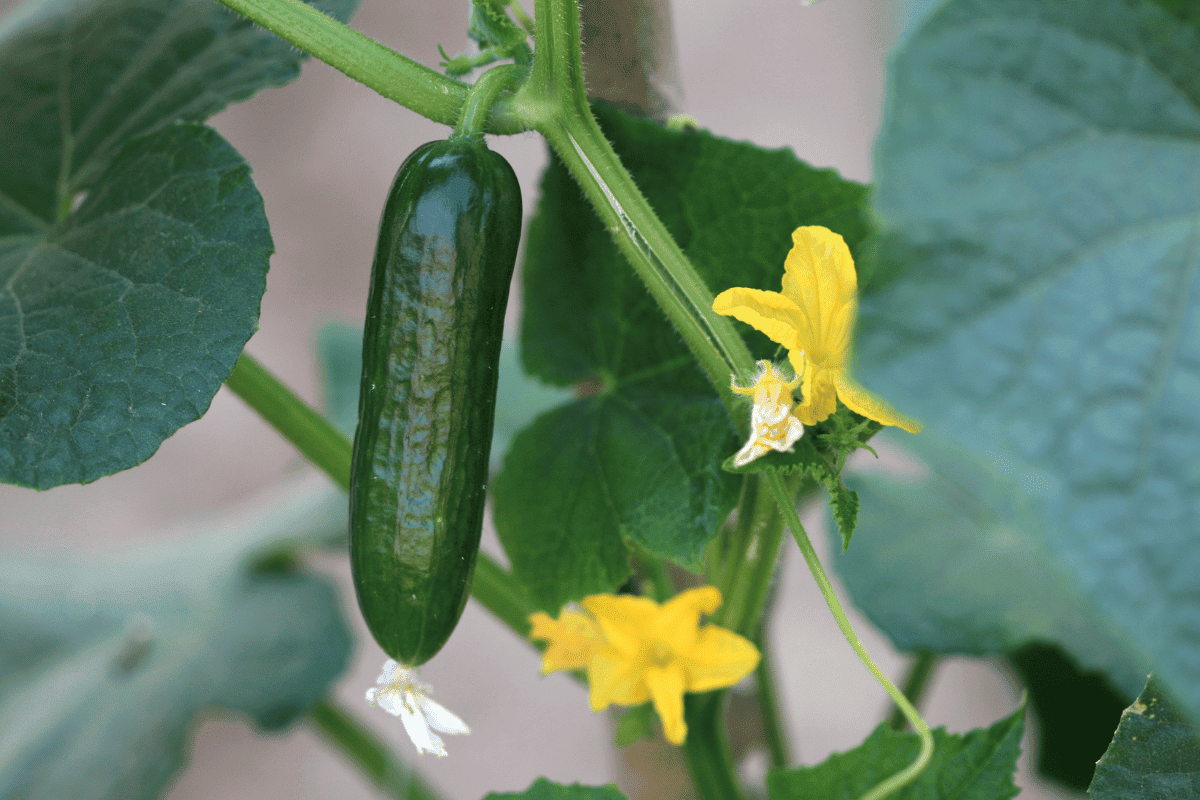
[{"left": 350, "top": 138, "right": 521, "bottom": 666}]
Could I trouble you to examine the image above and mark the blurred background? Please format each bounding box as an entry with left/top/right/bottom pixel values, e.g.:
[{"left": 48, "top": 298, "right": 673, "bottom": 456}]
[{"left": 0, "top": 0, "right": 1065, "bottom": 797}]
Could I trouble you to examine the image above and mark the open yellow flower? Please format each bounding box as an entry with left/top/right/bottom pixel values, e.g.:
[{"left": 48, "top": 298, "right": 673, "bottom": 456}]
[
  {"left": 529, "top": 607, "right": 604, "bottom": 673},
  {"left": 581, "top": 587, "right": 759, "bottom": 745},
  {"left": 713, "top": 226, "right": 921, "bottom": 434}
]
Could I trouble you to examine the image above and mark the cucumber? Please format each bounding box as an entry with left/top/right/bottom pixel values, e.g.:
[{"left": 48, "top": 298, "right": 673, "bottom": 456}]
[{"left": 350, "top": 137, "right": 521, "bottom": 666}]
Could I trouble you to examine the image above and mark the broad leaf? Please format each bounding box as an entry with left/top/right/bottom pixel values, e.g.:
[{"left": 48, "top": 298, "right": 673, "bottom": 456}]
[
  {"left": 858, "top": 0, "right": 1200, "bottom": 721},
  {"left": 0, "top": 0, "right": 358, "bottom": 488},
  {"left": 767, "top": 706, "right": 1025, "bottom": 800},
  {"left": 0, "top": 0, "right": 358, "bottom": 217},
  {"left": 0, "top": 479, "right": 352, "bottom": 800},
  {"left": 1090, "top": 674, "right": 1200, "bottom": 800},
  {"left": 0, "top": 124, "right": 270, "bottom": 487},
  {"left": 494, "top": 389, "right": 737, "bottom": 610},
  {"left": 497, "top": 104, "right": 869, "bottom": 589},
  {"left": 834, "top": 438, "right": 1147, "bottom": 697},
  {"left": 484, "top": 777, "right": 627, "bottom": 800}
]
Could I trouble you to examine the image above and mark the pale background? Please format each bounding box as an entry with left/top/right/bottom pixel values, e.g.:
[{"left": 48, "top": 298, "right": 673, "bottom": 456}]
[{"left": 0, "top": 0, "right": 1072, "bottom": 797}]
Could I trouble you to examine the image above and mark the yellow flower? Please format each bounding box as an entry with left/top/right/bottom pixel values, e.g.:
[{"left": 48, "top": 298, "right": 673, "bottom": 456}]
[
  {"left": 713, "top": 226, "right": 921, "bottom": 434},
  {"left": 730, "top": 359, "right": 805, "bottom": 467},
  {"left": 529, "top": 607, "right": 604, "bottom": 673},
  {"left": 582, "top": 587, "right": 759, "bottom": 745}
]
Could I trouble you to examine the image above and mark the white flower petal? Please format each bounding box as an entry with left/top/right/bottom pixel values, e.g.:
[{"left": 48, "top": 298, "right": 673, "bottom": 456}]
[
  {"left": 417, "top": 694, "right": 470, "bottom": 735},
  {"left": 399, "top": 694, "right": 448, "bottom": 757},
  {"left": 374, "top": 688, "right": 411, "bottom": 718},
  {"left": 376, "top": 659, "right": 401, "bottom": 685}
]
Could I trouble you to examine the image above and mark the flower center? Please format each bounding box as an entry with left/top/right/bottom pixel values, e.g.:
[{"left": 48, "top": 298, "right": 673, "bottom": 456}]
[{"left": 651, "top": 642, "right": 674, "bottom": 668}]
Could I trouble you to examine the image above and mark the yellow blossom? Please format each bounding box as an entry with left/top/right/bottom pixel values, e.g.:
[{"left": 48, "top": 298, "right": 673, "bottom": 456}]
[
  {"left": 529, "top": 607, "right": 604, "bottom": 673},
  {"left": 713, "top": 226, "right": 921, "bottom": 434},
  {"left": 582, "top": 587, "right": 759, "bottom": 745},
  {"left": 730, "top": 359, "right": 805, "bottom": 467}
]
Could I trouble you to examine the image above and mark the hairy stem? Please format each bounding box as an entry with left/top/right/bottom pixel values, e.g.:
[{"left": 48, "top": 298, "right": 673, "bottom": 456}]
[{"left": 755, "top": 628, "right": 790, "bottom": 769}]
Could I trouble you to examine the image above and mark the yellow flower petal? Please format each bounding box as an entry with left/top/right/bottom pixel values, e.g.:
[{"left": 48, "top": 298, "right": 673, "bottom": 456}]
[
  {"left": 582, "top": 594, "right": 658, "bottom": 658},
  {"left": 712, "top": 287, "right": 809, "bottom": 353},
  {"left": 587, "top": 646, "right": 650, "bottom": 709},
  {"left": 653, "top": 586, "right": 722, "bottom": 654},
  {"left": 528, "top": 608, "right": 604, "bottom": 674},
  {"left": 681, "top": 626, "right": 761, "bottom": 692},
  {"left": 645, "top": 665, "right": 688, "bottom": 745},
  {"left": 781, "top": 226, "right": 857, "bottom": 366},
  {"left": 793, "top": 362, "right": 839, "bottom": 425},
  {"left": 833, "top": 373, "right": 923, "bottom": 434}
]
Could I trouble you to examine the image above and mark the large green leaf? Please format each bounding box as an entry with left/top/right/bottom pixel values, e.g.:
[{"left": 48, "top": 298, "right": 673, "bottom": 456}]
[
  {"left": 0, "top": 0, "right": 357, "bottom": 488},
  {"left": 0, "top": 0, "right": 357, "bottom": 221},
  {"left": 857, "top": 0, "right": 1200, "bottom": 721},
  {"left": 767, "top": 706, "right": 1025, "bottom": 800},
  {"left": 1090, "top": 674, "right": 1200, "bottom": 799},
  {"left": 0, "top": 479, "right": 351, "bottom": 800},
  {"left": 494, "top": 389, "right": 735, "bottom": 610},
  {"left": 834, "top": 437, "right": 1147, "bottom": 697},
  {"left": 484, "top": 778, "right": 627, "bottom": 800},
  {"left": 0, "top": 124, "right": 269, "bottom": 487},
  {"left": 495, "top": 104, "right": 869, "bottom": 596}
]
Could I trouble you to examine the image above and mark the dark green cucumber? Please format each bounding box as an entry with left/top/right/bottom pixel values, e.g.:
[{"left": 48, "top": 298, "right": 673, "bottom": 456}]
[{"left": 350, "top": 137, "right": 521, "bottom": 666}]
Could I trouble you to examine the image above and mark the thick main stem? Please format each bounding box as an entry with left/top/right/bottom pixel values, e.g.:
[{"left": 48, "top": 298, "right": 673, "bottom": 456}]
[
  {"left": 517, "top": 0, "right": 755, "bottom": 427},
  {"left": 764, "top": 468, "right": 933, "bottom": 800}
]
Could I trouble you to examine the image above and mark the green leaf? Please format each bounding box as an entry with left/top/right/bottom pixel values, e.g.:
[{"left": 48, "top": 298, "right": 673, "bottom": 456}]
[
  {"left": 0, "top": 480, "right": 352, "bottom": 800},
  {"left": 0, "top": 124, "right": 270, "bottom": 488},
  {"left": 469, "top": 0, "right": 528, "bottom": 51},
  {"left": 767, "top": 705, "right": 1025, "bottom": 800},
  {"left": 1090, "top": 674, "right": 1200, "bottom": 800},
  {"left": 0, "top": 0, "right": 358, "bottom": 488},
  {"left": 484, "top": 778, "right": 627, "bottom": 800},
  {"left": 833, "top": 437, "right": 1148, "bottom": 697},
  {"left": 857, "top": 0, "right": 1200, "bottom": 721},
  {"left": 614, "top": 701, "right": 656, "bottom": 747},
  {"left": 494, "top": 388, "right": 737, "bottom": 610},
  {"left": 499, "top": 104, "right": 869, "bottom": 583},
  {"left": 0, "top": 0, "right": 358, "bottom": 219}
]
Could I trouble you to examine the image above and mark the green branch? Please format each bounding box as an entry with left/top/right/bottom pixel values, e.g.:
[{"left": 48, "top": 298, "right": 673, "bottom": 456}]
[
  {"left": 515, "top": 0, "right": 755, "bottom": 427},
  {"left": 212, "top": 0, "right": 527, "bottom": 133},
  {"left": 764, "top": 468, "right": 933, "bottom": 800}
]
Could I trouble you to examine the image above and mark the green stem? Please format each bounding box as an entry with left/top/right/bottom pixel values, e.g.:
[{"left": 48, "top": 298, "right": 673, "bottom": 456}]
[
  {"left": 308, "top": 699, "right": 442, "bottom": 800},
  {"left": 755, "top": 628, "right": 790, "bottom": 770},
  {"left": 212, "top": 0, "right": 526, "bottom": 133},
  {"left": 888, "top": 652, "right": 938, "bottom": 732},
  {"left": 454, "top": 64, "right": 528, "bottom": 139},
  {"left": 763, "top": 468, "right": 933, "bottom": 800},
  {"left": 225, "top": 353, "right": 352, "bottom": 491},
  {"left": 681, "top": 691, "right": 746, "bottom": 800},
  {"left": 224, "top": 352, "right": 536, "bottom": 645},
  {"left": 515, "top": 0, "right": 755, "bottom": 425}
]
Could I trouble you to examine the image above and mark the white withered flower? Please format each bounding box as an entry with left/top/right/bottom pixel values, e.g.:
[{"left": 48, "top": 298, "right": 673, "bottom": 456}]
[{"left": 366, "top": 659, "right": 470, "bottom": 757}]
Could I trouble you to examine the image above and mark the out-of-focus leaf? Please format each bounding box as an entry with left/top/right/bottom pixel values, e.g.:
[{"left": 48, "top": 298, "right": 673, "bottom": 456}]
[
  {"left": 0, "top": 477, "right": 351, "bottom": 800},
  {"left": 858, "top": 0, "right": 1200, "bottom": 721}
]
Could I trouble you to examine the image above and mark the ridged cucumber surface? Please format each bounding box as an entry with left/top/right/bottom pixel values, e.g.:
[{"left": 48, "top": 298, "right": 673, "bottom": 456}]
[{"left": 350, "top": 137, "right": 521, "bottom": 666}]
